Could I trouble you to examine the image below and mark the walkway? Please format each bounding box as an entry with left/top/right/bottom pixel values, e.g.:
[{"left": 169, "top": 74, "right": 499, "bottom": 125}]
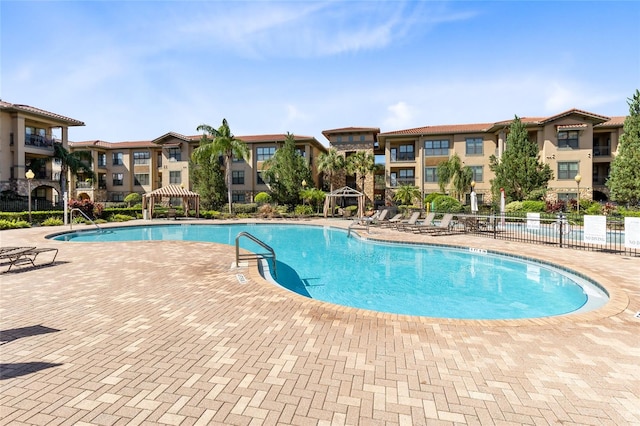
[{"left": 1, "top": 219, "right": 639, "bottom": 425}]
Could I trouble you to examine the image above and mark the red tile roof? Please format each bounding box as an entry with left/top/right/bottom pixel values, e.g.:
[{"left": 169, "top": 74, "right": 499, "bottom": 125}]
[
  {"left": 0, "top": 100, "right": 85, "bottom": 126},
  {"left": 380, "top": 122, "right": 493, "bottom": 136}
]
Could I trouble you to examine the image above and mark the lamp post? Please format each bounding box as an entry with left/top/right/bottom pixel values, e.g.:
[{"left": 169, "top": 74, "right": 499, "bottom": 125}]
[
  {"left": 26, "top": 169, "right": 35, "bottom": 223},
  {"left": 574, "top": 174, "right": 582, "bottom": 214}
]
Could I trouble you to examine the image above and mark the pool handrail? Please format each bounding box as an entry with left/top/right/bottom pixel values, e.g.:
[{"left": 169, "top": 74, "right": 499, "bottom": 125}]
[
  {"left": 70, "top": 208, "right": 102, "bottom": 232},
  {"left": 235, "top": 231, "right": 277, "bottom": 278}
]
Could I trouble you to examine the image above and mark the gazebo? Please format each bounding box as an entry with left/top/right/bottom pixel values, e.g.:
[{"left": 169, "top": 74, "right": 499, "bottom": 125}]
[
  {"left": 142, "top": 185, "right": 200, "bottom": 219},
  {"left": 323, "top": 186, "right": 365, "bottom": 218}
]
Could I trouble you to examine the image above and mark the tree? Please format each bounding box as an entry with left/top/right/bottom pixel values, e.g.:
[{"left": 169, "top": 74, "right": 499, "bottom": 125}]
[
  {"left": 124, "top": 192, "right": 142, "bottom": 207},
  {"left": 393, "top": 184, "right": 421, "bottom": 206},
  {"left": 54, "top": 142, "right": 95, "bottom": 199},
  {"left": 607, "top": 89, "right": 640, "bottom": 206},
  {"left": 262, "top": 133, "right": 313, "bottom": 207},
  {"left": 189, "top": 158, "right": 227, "bottom": 210},
  {"left": 347, "top": 150, "right": 375, "bottom": 194},
  {"left": 193, "top": 119, "right": 249, "bottom": 214},
  {"left": 489, "top": 115, "right": 552, "bottom": 201},
  {"left": 436, "top": 153, "right": 472, "bottom": 201},
  {"left": 317, "top": 148, "right": 345, "bottom": 193}
]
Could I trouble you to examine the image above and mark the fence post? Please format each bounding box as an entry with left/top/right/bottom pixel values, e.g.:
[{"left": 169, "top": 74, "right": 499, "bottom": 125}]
[{"left": 557, "top": 213, "right": 564, "bottom": 248}]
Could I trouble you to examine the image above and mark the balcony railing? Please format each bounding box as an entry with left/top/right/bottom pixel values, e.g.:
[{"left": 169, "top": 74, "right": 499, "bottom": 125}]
[
  {"left": 25, "top": 134, "right": 56, "bottom": 148},
  {"left": 76, "top": 181, "right": 94, "bottom": 189},
  {"left": 390, "top": 178, "right": 416, "bottom": 187},
  {"left": 593, "top": 145, "right": 611, "bottom": 156}
]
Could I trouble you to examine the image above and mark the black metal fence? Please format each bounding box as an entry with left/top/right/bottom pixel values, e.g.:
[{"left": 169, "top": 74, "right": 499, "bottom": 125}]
[
  {"left": 451, "top": 212, "right": 638, "bottom": 257},
  {"left": 0, "top": 199, "right": 63, "bottom": 213}
]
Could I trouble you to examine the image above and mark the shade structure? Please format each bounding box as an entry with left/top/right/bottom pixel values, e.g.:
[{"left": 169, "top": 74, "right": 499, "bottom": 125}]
[
  {"left": 142, "top": 185, "right": 200, "bottom": 218},
  {"left": 323, "top": 186, "right": 365, "bottom": 218},
  {"left": 470, "top": 191, "right": 478, "bottom": 214}
]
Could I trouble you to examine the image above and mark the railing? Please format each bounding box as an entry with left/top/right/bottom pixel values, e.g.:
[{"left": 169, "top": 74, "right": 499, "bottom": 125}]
[
  {"left": 451, "top": 213, "right": 637, "bottom": 257},
  {"left": 76, "top": 182, "right": 94, "bottom": 189},
  {"left": 70, "top": 208, "right": 102, "bottom": 232},
  {"left": 235, "top": 232, "right": 277, "bottom": 278},
  {"left": 25, "top": 135, "right": 56, "bottom": 148},
  {"left": 593, "top": 146, "right": 611, "bottom": 156}
]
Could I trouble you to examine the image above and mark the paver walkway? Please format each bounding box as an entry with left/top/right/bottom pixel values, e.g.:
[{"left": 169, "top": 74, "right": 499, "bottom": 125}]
[{"left": 1, "top": 219, "right": 639, "bottom": 425}]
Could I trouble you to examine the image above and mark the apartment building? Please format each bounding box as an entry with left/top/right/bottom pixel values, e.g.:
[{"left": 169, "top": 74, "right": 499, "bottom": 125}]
[
  {"left": 0, "top": 100, "right": 85, "bottom": 204},
  {"left": 320, "top": 127, "right": 383, "bottom": 207},
  {"left": 375, "top": 109, "right": 626, "bottom": 206},
  {"left": 69, "top": 133, "right": 327, "bottom": 203}
]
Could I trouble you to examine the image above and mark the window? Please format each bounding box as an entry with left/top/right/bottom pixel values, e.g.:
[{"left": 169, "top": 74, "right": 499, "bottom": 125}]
[
  {"left": 232, "top": 192, "right": 245, "bottom": 203},
  {"left": 348, "top": 135, "right": 353, "bottom": 142},
  {"left": 112, "top": 152, "right": 123, "bottom": 166},
  {"left": 558, "top": 131, "right": 579, "bottom": 149},
  {"left": 111, "top": 193, "right": 124, "bottom": 202},
  {"left": 465, "top": 138, "right": 483, "bottom": 155},
  {"left": 134, "top": 173, "right": 149, "bottom": 185},
  {"left": 133, "top": 151, "right": 150, "bottom": 165},
  {"left": 112, "top": 173, "right": 124, "bottom": 186},
  {"left": 257, "top": 147, "right": 276, "bottom": 161},
  {"left": 360, "top": 135, "right": 365, "bottom": 142},
  {"left": 465, "top": 192, "right": 484, "bottom": 205},
  {"left": 232, "top": 170, "right": 244, "bottom": 184},
  {"left": 168, "top": 147, "right": 181, "bottom": 162},
  {"left": 424, "top": 140, "right": 449, "bottom": 156},
  {"left": 469, "top": 166, "right": 483, "bottom": 182},
  {"left": 558, "top": 193, "right": 577, "bottom": 202},
  {"left": 391, "top": 169, "right": 414, "bottom": 186},
  {"left": 232, "top": 156, "right": 245, "bottom": 163},
  {"left": 337, "top": 136, "right": 342, "bottom": 143},
  {"left": 98, "top": 153, "right": 107, "bottom": 167},
  {"left": 424, "top": 167, "right": 438, "bottom": 183},
  {"left": 169, "top": 171, "right": 182, "bottom": 184},
  {"left": 392, "top": 145, "right": 415, "bottom": 161},
  {"left": 558, "top": 162, "right": 579, "bottom": 180},
  {"left": 257, "top": 171, "right": 266, "bottom": 185},
  {"left": 295, "top": 148, "right": 306, "bottom": 157}
]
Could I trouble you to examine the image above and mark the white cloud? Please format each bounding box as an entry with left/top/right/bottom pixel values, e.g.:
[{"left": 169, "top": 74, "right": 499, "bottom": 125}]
[{"left": 382, "top": 101, "right": 416, "bottom": 130}]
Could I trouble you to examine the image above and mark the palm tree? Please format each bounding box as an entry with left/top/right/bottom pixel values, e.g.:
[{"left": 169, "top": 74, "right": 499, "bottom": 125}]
[
  {"left": 436, "top": 153, "right": 473, "bottom": 201},
  {"left": 347, "top": 150, "right": 375, "bottom": 194},
  {"left": 317, "top": 148, "right": 345, "bottom": 194},
  {"left": 193, "top": 119, "right": 249, "bottom": 214},
  {"left": 53, "top": 142, "right": 95, "bottom": 199},
  {"left": 394, "top": 184, "right": 421, "bottom": 206}
]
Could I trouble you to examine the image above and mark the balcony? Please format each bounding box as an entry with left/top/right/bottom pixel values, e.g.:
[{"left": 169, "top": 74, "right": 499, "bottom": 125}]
[
  {"left": 76, "top": 181, "right": 94, "bottom": 189},
  {"left": 390, "top": 178, "right": 416, "bottom": 187},
  {"left": 593, "top": 145, "right": 611, "bottom": 157},
  {"left": 25, "top": 134, "right": 56, "bottom": 149}
]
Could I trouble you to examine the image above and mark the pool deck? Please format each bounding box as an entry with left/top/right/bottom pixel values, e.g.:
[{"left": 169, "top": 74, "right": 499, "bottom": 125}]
[{"left": 1, "top": 218, "right": 639, "bottom": 425}]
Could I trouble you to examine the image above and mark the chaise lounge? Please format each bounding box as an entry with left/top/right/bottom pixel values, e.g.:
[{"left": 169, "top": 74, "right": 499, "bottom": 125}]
[{"left": 1, "top": 247, "right": 59, "bottom": 272}]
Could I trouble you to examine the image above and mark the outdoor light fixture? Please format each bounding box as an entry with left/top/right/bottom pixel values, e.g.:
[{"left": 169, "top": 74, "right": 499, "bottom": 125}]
[{"left": 26, "top": 169, "right": 35, "bottom": 222}]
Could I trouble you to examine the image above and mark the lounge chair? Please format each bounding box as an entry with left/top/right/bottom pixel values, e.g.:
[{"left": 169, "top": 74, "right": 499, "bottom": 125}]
[
  {"left": 394, "top": 211, "right": 421, "bottom": 231},
  {"left": 400, "top": 212, "right": 435, "bottom": 232},
  {"left": 412, "top": 213, "right": 455, "bottom": 234},
  {"left": 379, "top": 213, "right": 403, "bottom": 228},
  {"left": 368, "top": 209, "right": 390, "bottom": 226},
  {"left": 1, "top": 247, "right": 58, "bottom": 272},
  {"left": 356, "top": 210, "right": 380, "bottom": 225}
]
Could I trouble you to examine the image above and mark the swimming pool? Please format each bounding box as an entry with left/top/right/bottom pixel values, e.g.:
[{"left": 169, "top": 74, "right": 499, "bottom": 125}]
[{"left": 51, "top": 223, "right": 608, "bottom": 320}]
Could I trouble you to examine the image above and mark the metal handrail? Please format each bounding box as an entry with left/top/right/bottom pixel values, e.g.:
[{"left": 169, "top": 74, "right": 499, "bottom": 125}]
[
  {"left": 70, "top": 208, "right": 102, "bottom": 232},
  {"left": 235, "top": 231, "right": 277, "bottom": 278}
]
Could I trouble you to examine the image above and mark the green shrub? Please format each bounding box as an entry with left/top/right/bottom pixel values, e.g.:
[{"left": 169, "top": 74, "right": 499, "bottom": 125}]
[
  {"left": 232, "top": 203, "right": 258, "bottom": 214},
  {"left": 0, "top": 219, "right": 30, "bottom": 230},
  {"left": 124, "top": 192, "right": 142, "bottom": 207},
  {"left": 432, "top": 195, "right": 463, "bottom": 212},
  {"left": 525, "top": 188, "right": 547, "bottom": 201},
  {"left": 585, "top": 203, "right": 603, "bottom": 215},
  {"left": 505, "top": 201, "right": 523, "bottom": 213},
  {"left": 41, "top": 217, "right": 64, "bottom": 226},
  {"left": 294, "top": 205, "right": 313, "bottom": 216},
  {"left": 108, "top": 214, "right": 136, "bottom": 222},
  {"left": 424, "top": 192, "right": 444, "bottom": 204},
  {"left": 521, "top": 200, "right": 546, "bottom": 213},
  {"left": 254, "top": 192, "right": 272, "bottom": 204}
]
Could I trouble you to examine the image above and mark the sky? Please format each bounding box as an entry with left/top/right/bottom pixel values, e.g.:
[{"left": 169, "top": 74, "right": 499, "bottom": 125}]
[{"left": 2, "top": 1, "right": 639, "bottom": 146}]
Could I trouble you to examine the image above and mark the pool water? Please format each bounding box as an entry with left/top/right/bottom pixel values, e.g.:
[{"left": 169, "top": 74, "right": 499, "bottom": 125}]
[{"left": 52, "top": 224, "right": 608, "bottom": 320}]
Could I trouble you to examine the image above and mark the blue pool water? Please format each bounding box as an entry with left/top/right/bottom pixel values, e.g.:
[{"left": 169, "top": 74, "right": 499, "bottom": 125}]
[{"left": 51, "top": 224, "right": 608, "bottom": 320}]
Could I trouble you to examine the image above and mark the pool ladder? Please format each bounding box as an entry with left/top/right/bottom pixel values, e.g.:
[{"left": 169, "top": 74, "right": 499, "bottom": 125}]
[
  {"left": 235, "top": 232, "right": 277, "bottom": 278},
  {"left": 70, "top": 208, "right": 102, "bottom": 232}
]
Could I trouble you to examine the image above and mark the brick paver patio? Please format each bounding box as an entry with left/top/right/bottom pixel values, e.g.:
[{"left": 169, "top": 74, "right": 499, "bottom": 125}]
[{"left": 1, "top": 219, "right": 639, "bottom": 425}]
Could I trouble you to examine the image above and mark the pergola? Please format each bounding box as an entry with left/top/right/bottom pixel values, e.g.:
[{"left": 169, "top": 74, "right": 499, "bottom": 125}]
[
  {"left": 142, "top": 185, "right": 200, "bottom": 218},
  {"left": 323, "top": 186, "right": 365, "bottom": 218}
]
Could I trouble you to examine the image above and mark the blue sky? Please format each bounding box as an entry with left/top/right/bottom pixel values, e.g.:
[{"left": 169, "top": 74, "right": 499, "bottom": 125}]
[{"left": 2, "top": 1, "right": 639, "bottom": 146}]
